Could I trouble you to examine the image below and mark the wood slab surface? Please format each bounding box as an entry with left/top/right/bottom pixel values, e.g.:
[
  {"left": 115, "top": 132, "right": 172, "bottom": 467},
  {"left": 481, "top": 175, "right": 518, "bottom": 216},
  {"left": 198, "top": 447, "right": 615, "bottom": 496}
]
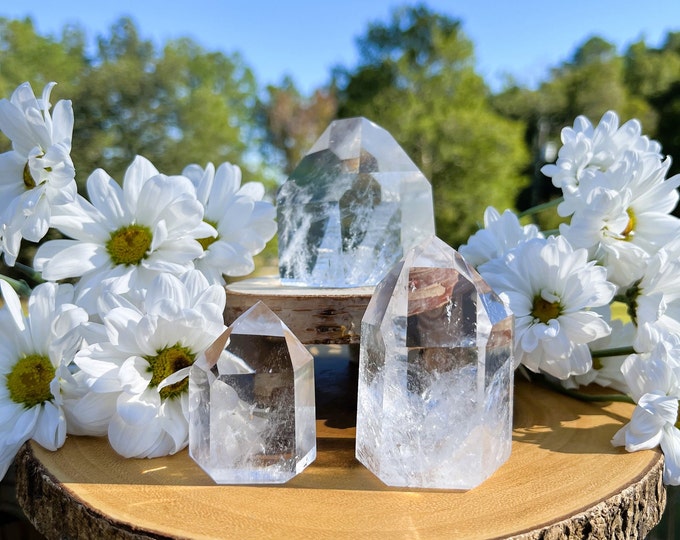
[{"left": 15, "top": 354, "right": 666, "bottom": 540}]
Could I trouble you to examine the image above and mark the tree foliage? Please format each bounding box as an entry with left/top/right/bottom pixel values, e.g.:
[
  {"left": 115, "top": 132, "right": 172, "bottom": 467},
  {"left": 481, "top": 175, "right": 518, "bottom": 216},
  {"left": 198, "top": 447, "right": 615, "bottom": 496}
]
[
  {"left": 625, "top": 32, "right": 680, "bottom": 177},
  {"left": 0, "top": 17, "right": 262, "bottom": 191},
  {"left": 70, "top": 18, "right": 260, "bottom": 185},
  {"left": 0, "top": 17, "right": 87, "bottom": 159},
  {"left": 0, "top": 17, "right": 86, "bottom": 99},
  {"left": 3, "top": 8, "right": 680, "bottom": 250},
  {"left": 259, "top": 77, "right": 338, "bottom": 175},
  {"left": 333, "top": 5, "right": 529, "bottom": 247},
  {"left": 489, "top": 30, "right": 680, "bottom": 230}
]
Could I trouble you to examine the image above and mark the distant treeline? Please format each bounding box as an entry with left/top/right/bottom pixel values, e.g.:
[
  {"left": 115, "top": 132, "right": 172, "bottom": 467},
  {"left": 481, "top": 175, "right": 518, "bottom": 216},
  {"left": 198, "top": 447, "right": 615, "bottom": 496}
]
[{"left": 2, "top": 6, "right": 680, "bottom": 248}]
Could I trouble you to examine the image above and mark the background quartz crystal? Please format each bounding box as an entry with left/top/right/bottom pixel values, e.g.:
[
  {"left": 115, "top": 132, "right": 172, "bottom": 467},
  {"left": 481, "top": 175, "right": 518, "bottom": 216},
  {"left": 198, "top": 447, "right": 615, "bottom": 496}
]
[
  {"left": 277, "top": 117, "right": 436, "bottom": 287},
  {"left": 189, "top": 301, "right": 316, "bottom": 483},
  {"left": 355, "top": 236, "right": 514, "bottom": 489}
]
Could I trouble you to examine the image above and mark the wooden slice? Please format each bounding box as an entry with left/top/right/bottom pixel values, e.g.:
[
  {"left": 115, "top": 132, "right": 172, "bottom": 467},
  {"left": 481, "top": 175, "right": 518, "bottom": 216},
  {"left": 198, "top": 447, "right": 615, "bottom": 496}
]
[
  {"left": 15, "top": 356, "right": 665, "bottom": 540},
  {"left": 225, "top": 276, "right": 375, "bottom": 344}
]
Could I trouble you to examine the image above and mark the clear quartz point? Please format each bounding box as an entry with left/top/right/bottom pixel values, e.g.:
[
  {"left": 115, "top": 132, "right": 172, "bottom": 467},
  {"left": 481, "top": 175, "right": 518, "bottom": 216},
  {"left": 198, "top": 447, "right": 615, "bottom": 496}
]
[
  {"left": 189, "top": 301, "right": 316, "bottom": 483},
  {"left": 356, "top": 236, "right": 514, "bottom": 489},
  {"left": 277, "top": 116, "right": 436, "bottom": 287}
]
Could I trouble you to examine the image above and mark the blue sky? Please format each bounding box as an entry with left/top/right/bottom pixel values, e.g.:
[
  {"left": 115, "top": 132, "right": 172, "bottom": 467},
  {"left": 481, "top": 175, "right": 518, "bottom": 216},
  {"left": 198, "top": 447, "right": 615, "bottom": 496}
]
[{"left": 2, "top": 1, "right": 679, "bottom": 93}]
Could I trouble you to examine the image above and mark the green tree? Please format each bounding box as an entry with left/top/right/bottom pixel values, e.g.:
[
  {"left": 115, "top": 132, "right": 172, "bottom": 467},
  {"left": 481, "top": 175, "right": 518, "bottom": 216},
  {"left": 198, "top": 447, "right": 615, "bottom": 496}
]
[
  {"left": 334, "top": 5, "right": 529, "bottom": 247},
  {"left": 0, "top": 17, "right": 266, "bottom": 189},
  {"left": 0, "top": 17, "right": 87, "bottom": 154},
  {"left": 495, "top": 36, "right": 652, "bottom": 144},
  {"left": 0, "top": 17, "right": 276, "bottom": 276},
  {"left": 625, "top": 33, "right": 680, "bottom": 177},
  {"left": 69, "top": 18, "right": 261, "bottom": 185},
  {"left": 545, "top": 36, "right": 651, "bottom": 126},
  {"left": 493, "top": 35, "right": 656, "bottom": 230},
  {"left": 0, "top": 17, "right": 86, "bottom": 97},
  {"left": 625, "top": 35, "right": 680, "bottom": 103}
]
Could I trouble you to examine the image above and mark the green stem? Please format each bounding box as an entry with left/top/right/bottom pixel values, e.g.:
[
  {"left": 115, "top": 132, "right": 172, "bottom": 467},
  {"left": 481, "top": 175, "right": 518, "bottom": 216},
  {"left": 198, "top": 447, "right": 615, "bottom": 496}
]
[
  {"left": 518, "top": 197, "right": 564, "bottom": 218},
  {"left": 591, "top": 346, "right": 636, "bottom": 359},
  {"left": 0, "top": 274, "right": 32, "bottom": 297},
  {"left": 13, "top": 261, "right": 44, "bottom": 285}
]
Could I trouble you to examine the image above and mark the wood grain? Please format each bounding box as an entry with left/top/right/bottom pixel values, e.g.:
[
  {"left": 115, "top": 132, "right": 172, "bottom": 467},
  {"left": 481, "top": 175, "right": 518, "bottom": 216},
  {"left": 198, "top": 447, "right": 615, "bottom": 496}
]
[
  {"left": 16, "top": 355, "right": 666, "bottom": 540},
  {"left": 225, "top": 276, "right": 375, "bottom": 344}
]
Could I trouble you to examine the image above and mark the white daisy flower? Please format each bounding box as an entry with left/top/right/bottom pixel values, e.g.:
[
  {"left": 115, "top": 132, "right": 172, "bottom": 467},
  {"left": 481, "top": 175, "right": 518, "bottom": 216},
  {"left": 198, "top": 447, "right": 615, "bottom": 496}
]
[
  {"left": 0, "top": 279, "right": 87, "bottom": 480},
  {"left": 33, "top": 155, "right": 212, "bottom": 314},
  {"left": 182, "top": 162, "right": 276, "bottom": 284},
  {"left": 611, "top": 341, "right": 680, "bottom": 485},
  {"left": 0, "top": 82, "right": 76, "bottom": 265},
  {"left": 559, "top": 187, "right": 650, "bottom": 288},
  {"left": 458, "top": 206, "right": 543, "bottom": 272},
  {"left": 541, "top": 110, "right": 662, "bottom": 217},
  {"left": 68, "top": 270, "right": 226, "bottom": 458},
  {"left": 627, "top": 237, "right": 680, "bottom": 352},
  {"left": 560, "top": 152, "right": 680, "bottom": 289},
  {"left": 482, "top": 236, "right": 615, "bottom": 379}
]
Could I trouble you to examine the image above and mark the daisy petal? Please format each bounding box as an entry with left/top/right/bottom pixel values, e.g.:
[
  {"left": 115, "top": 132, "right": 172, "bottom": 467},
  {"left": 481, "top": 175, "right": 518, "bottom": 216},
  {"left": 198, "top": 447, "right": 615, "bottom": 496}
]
[
  {"left": 7, "top": 407, "right": 39, "bottom": 446},
  {"left": 36, "top": 241, "right": 109, "bottom": 280},
  {"left": 108, "top": 413, "right": 163, "bottom": 458},
  {"left": 32, "top": 401, "right": 66, "bottom": 451},
  {"left": 0, "top": 279, "right": 26, "bottom": 332},
  {"left": 660, "top": 426, "right": 680, "bottom": 485},
  {"left": 116, "top": 389, "right": 160, "bottom": 426}
]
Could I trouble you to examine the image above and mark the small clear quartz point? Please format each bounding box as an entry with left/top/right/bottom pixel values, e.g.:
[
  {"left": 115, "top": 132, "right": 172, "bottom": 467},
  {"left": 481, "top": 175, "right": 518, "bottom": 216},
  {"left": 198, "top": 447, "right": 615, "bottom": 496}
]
[
  {"left": 189, "top": 301, "right": 316, "bottom": 483},
  {"left": 355, "top": 236, "right": 514, "bottom": 489}
]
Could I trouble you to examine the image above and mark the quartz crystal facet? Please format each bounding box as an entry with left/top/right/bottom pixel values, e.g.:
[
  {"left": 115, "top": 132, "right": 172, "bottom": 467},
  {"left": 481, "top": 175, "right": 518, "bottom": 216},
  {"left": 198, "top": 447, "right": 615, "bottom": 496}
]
[
  {"left": 189, "top": 301, "right": 316, "bottom": 483},
  {"left": 356, "top": 236, "right": 514, "bottom": 489},
  {"left": 277, "top": 117, "right": 436, "bottom": 287}
]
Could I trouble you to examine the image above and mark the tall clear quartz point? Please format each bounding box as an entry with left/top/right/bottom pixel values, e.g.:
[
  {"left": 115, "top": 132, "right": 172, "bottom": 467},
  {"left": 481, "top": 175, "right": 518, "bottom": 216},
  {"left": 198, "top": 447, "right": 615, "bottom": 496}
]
[
  {"left": 189, "top": 301, "right": 316, "bottom": 483},
  {"left": 356, "top": 236, "right": 514, "bottom": 489},
  {"left": 277, "top": 117, "right": 436, "bottom": 287}
]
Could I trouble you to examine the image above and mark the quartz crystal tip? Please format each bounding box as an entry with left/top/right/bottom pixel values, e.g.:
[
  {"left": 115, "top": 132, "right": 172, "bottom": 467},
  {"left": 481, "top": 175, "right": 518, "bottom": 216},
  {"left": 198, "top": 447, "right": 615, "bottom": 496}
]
[{"left": 277, "top": 117, "right": 436, "bottom": 288}]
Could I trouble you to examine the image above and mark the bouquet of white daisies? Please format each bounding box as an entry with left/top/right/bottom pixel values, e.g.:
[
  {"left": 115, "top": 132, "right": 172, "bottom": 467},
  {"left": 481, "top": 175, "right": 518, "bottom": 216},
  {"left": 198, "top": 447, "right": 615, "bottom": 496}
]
[
  {"left": 0, "top": 81, "right": 276, "bottom": 477},
  {"left": 459, "top": 110, "right": 680, "bottom": 485}
]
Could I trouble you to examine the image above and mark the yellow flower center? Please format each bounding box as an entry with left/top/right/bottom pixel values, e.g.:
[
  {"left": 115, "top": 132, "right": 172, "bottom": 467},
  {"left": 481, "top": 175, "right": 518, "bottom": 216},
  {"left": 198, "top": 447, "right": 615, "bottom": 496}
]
[
  {"left": 197, "top": 219, "right": 219, "bottom": 251},
  {"left": 145, "top": 343, "right": 195, "bottom": 400},
  {"left": 531, "top": 296, "right": 562, "bottom": 324},
  {"left": 106, "top": 224, "right": 153, "bottom": 266},
  {"left": 6, "top": 354, "right": 55, "bottom": 408},
  {"left": 620, "top": 208, "right": 636, "bottom": 241},
  {"left": 22, "top": 162, "right": 36, "bottom": 189}
]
